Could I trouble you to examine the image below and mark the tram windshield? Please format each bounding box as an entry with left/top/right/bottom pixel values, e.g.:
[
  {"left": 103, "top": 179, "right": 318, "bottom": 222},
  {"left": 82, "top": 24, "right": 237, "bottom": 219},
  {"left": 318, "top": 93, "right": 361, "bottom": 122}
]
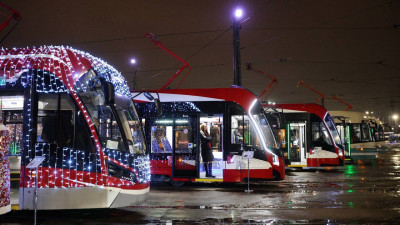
[
  {"left": 74, "top": 69, "right": 145, "bottom": 154},
  {"left": 250, "top": 109, "right": 278, "bottom": 150},
  {"left": 114, "top": 95, "right": 146, "bottom": 154},
  {"left": 237, "top": 100, "right": 277, "bottom": 150},
  {"left": 324, "top": 113, "right": 343, "bottom": 148}
]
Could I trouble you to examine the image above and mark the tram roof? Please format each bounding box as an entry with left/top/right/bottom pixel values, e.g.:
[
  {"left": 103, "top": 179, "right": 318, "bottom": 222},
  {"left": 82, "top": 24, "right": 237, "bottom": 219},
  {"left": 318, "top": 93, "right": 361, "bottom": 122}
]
[
  {"left": 0, "top": 46, "right": 129, "bottom": 95},
  {"left": 264, "top": 103, "right": 329, "bottom": 120},
  {"left": 329, "top": 110, "right": 385, "bottom": 124},
  {"left": 133, "top": 86, "right": 260, "bottom": 112}
]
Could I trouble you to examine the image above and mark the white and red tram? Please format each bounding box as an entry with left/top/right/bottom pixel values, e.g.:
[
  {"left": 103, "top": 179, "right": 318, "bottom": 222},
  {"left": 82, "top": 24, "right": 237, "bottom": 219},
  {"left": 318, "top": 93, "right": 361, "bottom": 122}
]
[
  {"left": 0, "top": 46, "right": 150, "bottom": 210},
  {"left": 265, "top": 103, "right": 345, "bottom": 168},
  {"left": 134, "top": 86, "right": 285, "bottom": 185}
]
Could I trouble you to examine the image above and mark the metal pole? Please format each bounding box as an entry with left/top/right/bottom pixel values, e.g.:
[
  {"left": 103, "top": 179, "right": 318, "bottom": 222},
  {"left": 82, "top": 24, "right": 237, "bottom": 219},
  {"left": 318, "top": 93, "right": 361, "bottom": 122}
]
[
  {"left": 316, "top": 149, "right": 320, "bottom": 173},
  {"left": 132, "top": 66, "right": 137, "bottom": 90},
  {"left": 233, "top": 19, "right": 242, "bottom": 86},
  {"left": 34, "top": 167, "right": 38, "bottom": 225},
  {"left": 247, "top": 157, "right": 250, "bottom": 192},
  {"left": 245, "top": 157, "right": 252, "bottom": 193}
]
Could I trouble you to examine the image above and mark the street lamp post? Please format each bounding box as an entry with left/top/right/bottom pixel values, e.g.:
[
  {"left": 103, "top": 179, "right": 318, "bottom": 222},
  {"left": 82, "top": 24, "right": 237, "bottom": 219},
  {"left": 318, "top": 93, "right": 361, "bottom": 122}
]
[
  {"left": 233, "top": 8, "right": 243, "bottom": 86},
  {"left": 393, "top": 114, "right": 398, "bottom": 133},
  {"left": 130, "top": 58, "right": 137, "bottom": 90}
]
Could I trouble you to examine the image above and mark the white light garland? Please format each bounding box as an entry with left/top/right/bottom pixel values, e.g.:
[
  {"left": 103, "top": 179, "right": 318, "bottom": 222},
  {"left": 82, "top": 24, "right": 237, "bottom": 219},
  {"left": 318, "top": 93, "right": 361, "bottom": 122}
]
[{"left": 0, "top": 46, "right": 150, "bottom": 190}]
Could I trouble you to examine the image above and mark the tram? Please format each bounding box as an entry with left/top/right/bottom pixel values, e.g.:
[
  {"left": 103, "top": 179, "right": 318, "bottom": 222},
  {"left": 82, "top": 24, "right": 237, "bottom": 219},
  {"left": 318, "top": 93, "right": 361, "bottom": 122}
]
[
  {"left": 330, "top": 111, "right": 387, "bottom": 159},
  {"left": 134, "top": 86, "right": 285, "bottom": 185},
  {"left": 0, "top": 46, "right": 150, "bottom": 210},
  {"left": 265, "top": 103, "right": 345, "bottom": 168}
]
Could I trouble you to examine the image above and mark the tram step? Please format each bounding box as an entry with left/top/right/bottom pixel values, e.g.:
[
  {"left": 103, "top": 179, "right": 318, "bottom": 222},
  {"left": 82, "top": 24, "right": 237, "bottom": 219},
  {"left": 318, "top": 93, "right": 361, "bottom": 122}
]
[{"left": 195, "top": 178, "right": 223, "bottom": 182}]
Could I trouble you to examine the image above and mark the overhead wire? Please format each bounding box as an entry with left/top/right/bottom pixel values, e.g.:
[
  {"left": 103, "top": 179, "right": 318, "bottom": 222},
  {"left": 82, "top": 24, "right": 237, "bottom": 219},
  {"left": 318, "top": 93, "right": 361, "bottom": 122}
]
[
  {"left": 136, "top": 0, "right": 276, "bottom": 84},
  {"left": 65, "top": 29, "right": 227, "bottom": 45},
  {"left": 125, "top": 63, "right": 226, "bottom": 74},
  {"left": 245, "top": 26, "right": 399, "bottom": 31}
]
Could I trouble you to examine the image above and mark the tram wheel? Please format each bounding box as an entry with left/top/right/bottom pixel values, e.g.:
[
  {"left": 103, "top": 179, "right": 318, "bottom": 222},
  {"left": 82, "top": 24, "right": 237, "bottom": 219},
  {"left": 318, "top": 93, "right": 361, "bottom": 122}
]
[{"left": 170, "top": 180, "right": 185, "bottom": 187}]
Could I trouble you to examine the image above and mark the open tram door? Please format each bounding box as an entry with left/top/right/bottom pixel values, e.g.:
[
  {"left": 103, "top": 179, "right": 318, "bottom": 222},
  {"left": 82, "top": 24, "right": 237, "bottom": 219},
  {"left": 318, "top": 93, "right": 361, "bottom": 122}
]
[
  {"left": 287, "top": 122, "right": 307, "bottom": 166},
  {"left": 199, "top": 114, "right": 223, "bottom": 180}
]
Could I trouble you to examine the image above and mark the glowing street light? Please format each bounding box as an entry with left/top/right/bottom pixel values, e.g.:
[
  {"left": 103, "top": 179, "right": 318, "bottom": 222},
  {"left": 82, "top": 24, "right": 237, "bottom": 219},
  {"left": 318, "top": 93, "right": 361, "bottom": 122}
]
[
  {"left": 234, "top": 8, "right": 243, "bottom": 19},
  {"left": 233, "top": 7, "right": 244, "bottom": 86},
  {"left": 365, "top": 111, "right": 374, "bottom": 118}
]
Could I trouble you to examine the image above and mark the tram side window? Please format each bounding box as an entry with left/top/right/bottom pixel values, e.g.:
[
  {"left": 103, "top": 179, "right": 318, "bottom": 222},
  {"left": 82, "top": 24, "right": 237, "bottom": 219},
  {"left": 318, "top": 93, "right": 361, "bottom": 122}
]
[
  {"left": 231, "top": 114, "right": 261, "bottom": 150},
  {"left": 310, "top": 114, "right": 333, "bottom": 150},
  {"left": 37, "top": 94, "right": 57, "bottom": 144},
  {"left": 231, "top": 115, "right": 244, "bottom": 145},
  {"left": 151, "top": 124, "right": 173, "bottom": 153},
  {"left": 3, "top": 111, "right": 23, "bottom": 155},
  {"left": 74, "top": 110, "right": 96, "bottom": 153},
  {"left": 336, "top": 124, "right": 345, "bottom": 143},
  {"left": 352, "top": 124, "right": 361, "bottom": 143},
  {"left": 361, "top": 123, "right": 372, "bottom": 142},
  {"left": 274, "top": 129, "right": 286, "bottom": 149},
  {"left": 150, "top": 118, "right": 194, "bottom": 154},
  {"left": 377, "top": 125, "right": 385, "bottom": 141},
  {"left": 37, "top": 94, "right": 75, "bottom": 148}
]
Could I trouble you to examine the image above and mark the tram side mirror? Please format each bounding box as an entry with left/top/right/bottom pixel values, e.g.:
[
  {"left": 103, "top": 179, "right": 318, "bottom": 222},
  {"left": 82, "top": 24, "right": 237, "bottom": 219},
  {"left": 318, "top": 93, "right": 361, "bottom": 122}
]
[
  {"left": 102, "top": 81, "right": 115, "bottom": 105},
  {"left": 154, "top": 98, "right": 162, "bottom": 116},
  {"left": 143, "top": 91, "right": 162, "bottom": 116},
  {"left": 144, "top": 92, "right": 154, "bottom": 101}
]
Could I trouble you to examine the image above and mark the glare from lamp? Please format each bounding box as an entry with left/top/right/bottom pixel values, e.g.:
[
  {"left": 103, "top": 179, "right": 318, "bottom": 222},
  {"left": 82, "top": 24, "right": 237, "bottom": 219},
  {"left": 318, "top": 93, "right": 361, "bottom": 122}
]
[{"left": 234, "top": 8, "right": 243, "bottom": 19}]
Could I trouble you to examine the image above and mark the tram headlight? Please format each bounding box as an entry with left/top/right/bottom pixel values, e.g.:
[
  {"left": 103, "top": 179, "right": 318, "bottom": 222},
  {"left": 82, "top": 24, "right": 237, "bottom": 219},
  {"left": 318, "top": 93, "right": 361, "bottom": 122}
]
[
  {"left": 338, "top": 149, "right": 343, "bottom": 157},
  {"left": 272, "top": 154, "right": 280, "bottom": 166}
]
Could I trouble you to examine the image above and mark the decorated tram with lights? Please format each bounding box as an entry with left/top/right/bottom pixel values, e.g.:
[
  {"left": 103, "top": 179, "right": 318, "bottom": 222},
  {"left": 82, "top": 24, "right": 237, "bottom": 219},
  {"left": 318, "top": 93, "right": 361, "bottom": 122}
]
[
  {"left": 134, "top": 87, "right": 285, "bottom": 185},
  {"left": 0, "top": 46, "right": 150, "bottom": 210},
  {"left": 265, "top": 103, "right": 345, "bottom": 168}
]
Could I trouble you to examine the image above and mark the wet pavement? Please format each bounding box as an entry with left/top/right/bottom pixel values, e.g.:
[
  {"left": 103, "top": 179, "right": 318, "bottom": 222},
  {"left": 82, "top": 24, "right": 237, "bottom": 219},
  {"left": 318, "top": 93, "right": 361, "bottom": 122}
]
[{"left": 1, "top": 145, "right": 400, "bottom": 224}]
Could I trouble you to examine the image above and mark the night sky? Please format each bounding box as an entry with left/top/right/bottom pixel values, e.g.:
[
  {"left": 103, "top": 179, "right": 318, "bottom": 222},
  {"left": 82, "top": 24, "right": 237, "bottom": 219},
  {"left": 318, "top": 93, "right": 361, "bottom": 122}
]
[{"left": 1, "top": 0, "right": 399, "bottom": 122}]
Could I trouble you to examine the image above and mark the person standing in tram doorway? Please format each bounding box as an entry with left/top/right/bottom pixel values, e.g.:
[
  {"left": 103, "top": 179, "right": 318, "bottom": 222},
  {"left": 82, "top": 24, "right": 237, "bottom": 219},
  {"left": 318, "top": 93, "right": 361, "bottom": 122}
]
[{"left": 200, "top": 124, "right": 215, "bottom": 178}]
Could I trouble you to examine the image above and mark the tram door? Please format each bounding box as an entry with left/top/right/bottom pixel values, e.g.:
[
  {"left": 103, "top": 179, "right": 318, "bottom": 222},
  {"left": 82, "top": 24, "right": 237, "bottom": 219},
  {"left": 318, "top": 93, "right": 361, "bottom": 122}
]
[
  {"left": 200, "top": 114, "right": 223, "bottom": 179},
  {"left": 171, "top": 114, "right": 198, "bottom": 178},
  {"left": 288, "top": 123, "right": 306, "bottom": 164}
]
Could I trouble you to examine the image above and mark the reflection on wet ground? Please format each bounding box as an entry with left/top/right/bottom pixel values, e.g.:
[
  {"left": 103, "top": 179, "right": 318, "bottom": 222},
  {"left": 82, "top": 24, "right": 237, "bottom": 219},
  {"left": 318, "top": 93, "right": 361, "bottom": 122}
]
[{"left": 1, "top": 146, "right": 400, "bottom": 224}]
